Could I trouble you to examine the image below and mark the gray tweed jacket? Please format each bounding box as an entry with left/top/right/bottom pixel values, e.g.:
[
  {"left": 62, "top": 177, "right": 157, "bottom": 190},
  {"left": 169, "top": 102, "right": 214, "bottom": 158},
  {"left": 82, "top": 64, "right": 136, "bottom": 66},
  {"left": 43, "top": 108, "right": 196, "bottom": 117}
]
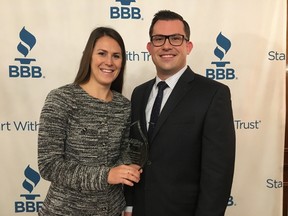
[{"left": 38, "top": 84, "right": 131, "bottom": 216}]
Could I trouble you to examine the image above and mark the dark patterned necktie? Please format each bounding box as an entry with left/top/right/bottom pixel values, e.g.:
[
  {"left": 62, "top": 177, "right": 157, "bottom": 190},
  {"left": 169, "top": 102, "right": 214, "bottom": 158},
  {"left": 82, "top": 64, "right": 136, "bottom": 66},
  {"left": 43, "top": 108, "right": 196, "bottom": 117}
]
[{"left": 148, "top": 81, "right": 168, "bottom": 140}]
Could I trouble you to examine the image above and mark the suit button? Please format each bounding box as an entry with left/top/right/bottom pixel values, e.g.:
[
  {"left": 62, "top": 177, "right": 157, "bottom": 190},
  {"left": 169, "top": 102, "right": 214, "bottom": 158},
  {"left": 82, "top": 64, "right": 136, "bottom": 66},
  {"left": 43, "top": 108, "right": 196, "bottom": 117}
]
[{"left": 146, "top": 160, "right": 152, "bottom": 165}]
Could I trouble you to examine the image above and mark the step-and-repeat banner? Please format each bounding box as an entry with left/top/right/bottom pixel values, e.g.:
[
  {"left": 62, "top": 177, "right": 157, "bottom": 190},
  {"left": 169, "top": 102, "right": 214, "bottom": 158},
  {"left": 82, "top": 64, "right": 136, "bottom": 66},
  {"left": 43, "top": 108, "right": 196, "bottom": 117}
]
[{"left": 0, "top": 0, "right": 286, "bottom": 215}]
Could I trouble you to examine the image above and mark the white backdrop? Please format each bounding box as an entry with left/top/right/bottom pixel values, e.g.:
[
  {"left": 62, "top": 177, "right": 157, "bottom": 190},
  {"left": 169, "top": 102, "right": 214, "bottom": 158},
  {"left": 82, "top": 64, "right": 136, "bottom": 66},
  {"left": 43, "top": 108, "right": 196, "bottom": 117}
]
[{"left": 0, "top": 0, "right": 286, "bottom": 215}]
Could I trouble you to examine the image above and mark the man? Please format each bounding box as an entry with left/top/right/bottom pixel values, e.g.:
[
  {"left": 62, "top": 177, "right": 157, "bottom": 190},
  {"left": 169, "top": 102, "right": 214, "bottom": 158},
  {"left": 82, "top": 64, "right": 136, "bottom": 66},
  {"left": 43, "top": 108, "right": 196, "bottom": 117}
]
[{"left": 125, "top": 10, "right": 235, "bottom": 216}]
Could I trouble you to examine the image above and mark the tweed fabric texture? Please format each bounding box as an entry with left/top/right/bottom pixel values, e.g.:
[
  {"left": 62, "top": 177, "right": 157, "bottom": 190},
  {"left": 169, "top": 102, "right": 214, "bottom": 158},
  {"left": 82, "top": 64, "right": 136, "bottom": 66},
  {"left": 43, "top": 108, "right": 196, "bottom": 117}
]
[{"left": 38, "top": 84, "right": 131, "bottom": 216}]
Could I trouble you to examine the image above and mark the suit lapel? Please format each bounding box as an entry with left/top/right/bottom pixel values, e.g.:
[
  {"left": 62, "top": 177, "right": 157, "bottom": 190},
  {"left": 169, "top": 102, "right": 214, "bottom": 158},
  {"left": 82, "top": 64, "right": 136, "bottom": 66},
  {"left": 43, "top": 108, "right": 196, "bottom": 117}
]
[
  {"left": 150, "top": 67, "right": 195, "bottom": 142},
  {"left": 140, "top": 79, "right": 155, "bottom": 135}
]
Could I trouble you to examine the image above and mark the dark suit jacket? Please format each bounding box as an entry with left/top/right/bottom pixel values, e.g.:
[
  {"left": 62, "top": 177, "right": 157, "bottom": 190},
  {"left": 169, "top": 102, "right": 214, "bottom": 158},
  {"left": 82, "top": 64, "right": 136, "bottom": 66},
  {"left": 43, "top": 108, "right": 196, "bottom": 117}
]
[{"left": 125, "top": 66, "right": 235, "bottom": 216}]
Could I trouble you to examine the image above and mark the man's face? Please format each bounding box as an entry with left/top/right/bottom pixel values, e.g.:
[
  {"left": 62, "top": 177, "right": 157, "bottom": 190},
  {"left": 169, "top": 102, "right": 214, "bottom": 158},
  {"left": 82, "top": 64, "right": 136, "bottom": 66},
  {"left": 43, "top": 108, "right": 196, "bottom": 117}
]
[{"left": 147, "top": 20, "right": 193, "bottom": 79}]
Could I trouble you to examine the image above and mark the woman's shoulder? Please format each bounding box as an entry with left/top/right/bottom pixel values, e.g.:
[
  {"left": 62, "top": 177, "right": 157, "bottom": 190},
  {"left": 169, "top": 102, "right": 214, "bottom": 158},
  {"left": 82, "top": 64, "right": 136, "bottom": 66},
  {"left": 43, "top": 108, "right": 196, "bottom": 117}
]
[
  {"left": 48, "top": 83, "right": 76, "bottom": 97},
  {"left": 51, "top": 83, "right": 75, "bottom": 93},
  {"left": 44, "top": 83, "right": 78, "bottom": 107}
]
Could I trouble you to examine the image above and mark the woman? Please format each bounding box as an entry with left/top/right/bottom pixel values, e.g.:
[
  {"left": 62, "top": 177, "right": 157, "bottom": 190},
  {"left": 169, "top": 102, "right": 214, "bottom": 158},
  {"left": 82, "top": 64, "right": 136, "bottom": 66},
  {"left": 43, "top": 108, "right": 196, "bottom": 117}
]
[{"left": 38, "top": 27, "right": 141, "bottom": 216}]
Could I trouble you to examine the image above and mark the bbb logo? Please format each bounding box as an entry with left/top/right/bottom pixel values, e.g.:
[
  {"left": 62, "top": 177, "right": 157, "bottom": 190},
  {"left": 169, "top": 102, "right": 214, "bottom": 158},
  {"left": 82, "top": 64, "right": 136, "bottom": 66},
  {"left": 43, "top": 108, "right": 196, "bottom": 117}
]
[
  {"left": 110, "top": 0, "right": 142, "bottom": 19},
  {"left": 9, "top": 27, "right": 43, "bottom": 78},
  {"left": 14, "top": 165, "right": 43, "bottom": 213},
  {"left": 227, "top": 195, "right": 236, "bottom": 207},
  {"left": 206, "top": 32, "right": 236, "bottom": 80}
]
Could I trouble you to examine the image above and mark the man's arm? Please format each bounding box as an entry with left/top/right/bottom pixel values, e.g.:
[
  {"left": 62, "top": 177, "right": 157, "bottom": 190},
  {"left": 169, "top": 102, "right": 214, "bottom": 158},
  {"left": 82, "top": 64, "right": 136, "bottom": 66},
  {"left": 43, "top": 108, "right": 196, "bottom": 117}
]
[{"left": 196, "top": 85, "right": 236, "bottom": 216}]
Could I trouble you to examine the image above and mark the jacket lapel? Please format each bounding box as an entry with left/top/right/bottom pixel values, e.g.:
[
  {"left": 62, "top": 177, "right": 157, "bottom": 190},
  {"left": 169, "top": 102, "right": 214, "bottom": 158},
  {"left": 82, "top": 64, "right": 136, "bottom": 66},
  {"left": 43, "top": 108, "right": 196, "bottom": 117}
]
[
  {"left": 150, "top": 67, "right": 195, "bottom": 142},
  {"left": 140, "top": 79, "right": 156, "bottom": 136}
]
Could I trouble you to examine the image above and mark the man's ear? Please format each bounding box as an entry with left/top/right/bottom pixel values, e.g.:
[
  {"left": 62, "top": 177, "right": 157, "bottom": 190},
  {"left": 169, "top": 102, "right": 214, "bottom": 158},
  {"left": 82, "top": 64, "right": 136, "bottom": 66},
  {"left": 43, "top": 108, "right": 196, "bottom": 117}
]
[
  {"left": 146, "top": 42, "right": 152, "bottom": 53},
  {"left": 186, "top": 41, "right": 193, "bottom": 54}
]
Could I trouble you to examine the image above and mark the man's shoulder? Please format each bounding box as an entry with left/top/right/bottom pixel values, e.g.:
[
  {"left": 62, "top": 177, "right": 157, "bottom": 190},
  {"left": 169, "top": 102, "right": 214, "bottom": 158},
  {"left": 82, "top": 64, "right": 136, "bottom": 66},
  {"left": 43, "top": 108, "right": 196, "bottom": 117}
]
[
  {"left": 193, "top": 72, "right": 229, "bottom": 89},
  {"left": 134, "top": 79, "right": 154, "bottom": 92}
]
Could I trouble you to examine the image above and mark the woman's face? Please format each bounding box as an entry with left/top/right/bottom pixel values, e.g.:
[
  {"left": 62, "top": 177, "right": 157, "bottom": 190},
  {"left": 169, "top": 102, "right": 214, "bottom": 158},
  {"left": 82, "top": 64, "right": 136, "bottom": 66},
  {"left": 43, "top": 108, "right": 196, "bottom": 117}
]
[{"left": 90, "top": 36, "right": 122, "bottom": 88}]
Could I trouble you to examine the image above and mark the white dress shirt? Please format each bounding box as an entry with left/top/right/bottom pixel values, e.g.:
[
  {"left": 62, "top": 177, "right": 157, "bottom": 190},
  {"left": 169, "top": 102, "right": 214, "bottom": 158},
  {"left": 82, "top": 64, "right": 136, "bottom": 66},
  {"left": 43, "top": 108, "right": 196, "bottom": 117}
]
[{"left": 145, "top": 66, "right": 187, "bottom": 129}]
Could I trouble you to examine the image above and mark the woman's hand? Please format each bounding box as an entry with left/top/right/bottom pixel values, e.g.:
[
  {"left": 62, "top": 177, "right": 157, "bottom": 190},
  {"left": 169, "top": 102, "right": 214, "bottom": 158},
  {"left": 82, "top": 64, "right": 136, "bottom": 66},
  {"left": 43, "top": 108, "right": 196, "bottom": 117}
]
[{"left": 108, "top": 164, "right": 142, "bottom": 186}]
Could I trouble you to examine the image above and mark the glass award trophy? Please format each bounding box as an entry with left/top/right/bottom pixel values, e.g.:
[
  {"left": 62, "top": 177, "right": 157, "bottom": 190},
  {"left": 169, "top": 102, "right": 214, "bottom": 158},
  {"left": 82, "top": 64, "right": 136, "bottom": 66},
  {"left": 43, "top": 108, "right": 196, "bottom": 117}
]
[{"left": 128, "top": 121, "right": 148, "bottom": 167}]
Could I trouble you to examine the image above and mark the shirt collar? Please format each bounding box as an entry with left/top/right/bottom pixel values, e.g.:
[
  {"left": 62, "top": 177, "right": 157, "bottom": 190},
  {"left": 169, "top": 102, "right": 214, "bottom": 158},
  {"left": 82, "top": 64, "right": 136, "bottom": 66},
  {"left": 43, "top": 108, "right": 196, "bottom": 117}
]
[{"left": 155, "top": 65, "right": 187, "bottom": 90}]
